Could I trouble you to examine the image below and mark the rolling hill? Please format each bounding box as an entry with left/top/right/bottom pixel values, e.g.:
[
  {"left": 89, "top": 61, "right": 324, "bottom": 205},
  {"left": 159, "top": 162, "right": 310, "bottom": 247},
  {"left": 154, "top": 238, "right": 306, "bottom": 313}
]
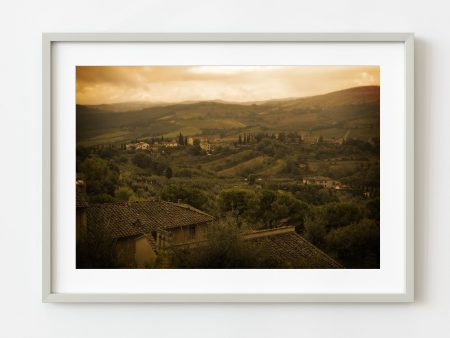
[{"left": 76, "top": 86, "right": 380, "bottom": 146}]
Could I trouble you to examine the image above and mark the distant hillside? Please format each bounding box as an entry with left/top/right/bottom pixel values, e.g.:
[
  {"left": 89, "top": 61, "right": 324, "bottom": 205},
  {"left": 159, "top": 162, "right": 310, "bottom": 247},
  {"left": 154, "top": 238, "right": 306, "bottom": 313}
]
[
  {"left": 81, "top": 101, "right": 172, "bottom": 113},
  {"left": 266, "top": 86, "right": 380, "bottom": 109},
  {"left": 77, "top": 86, "right": 380, "bottom": 146}
]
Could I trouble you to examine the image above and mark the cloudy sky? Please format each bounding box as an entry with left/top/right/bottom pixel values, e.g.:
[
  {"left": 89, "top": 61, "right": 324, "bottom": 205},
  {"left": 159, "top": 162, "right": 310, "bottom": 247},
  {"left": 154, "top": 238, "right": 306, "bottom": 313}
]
[{"left": 76, "top": 66, "right": 380, "bottom": 105}]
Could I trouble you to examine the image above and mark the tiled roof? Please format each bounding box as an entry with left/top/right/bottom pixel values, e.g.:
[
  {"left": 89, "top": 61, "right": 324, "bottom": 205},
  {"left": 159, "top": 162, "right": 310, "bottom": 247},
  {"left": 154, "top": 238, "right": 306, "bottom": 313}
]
[
  {"left": 245, "top": 227, "right": 343, "bottom": 268},
  {"left": 85, "top": 200, "right": 214, "bottom": 239}
]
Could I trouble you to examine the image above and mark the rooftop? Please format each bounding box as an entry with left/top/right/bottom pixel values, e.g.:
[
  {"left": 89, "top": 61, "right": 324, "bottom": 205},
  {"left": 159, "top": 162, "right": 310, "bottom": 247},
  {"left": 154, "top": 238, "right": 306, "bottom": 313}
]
[
  {"left": 245, "top": 226, "right": 343, "bottom": 268},
  {"left": 84, "top": 199, "right": 214, "bottom": 239}
]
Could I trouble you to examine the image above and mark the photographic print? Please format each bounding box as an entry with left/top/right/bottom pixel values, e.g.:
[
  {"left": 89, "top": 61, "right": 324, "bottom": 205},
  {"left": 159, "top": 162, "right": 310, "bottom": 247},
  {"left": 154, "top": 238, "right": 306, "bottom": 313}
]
[{"left": 76, "top": 65, "right": 380, "bottom": 269}]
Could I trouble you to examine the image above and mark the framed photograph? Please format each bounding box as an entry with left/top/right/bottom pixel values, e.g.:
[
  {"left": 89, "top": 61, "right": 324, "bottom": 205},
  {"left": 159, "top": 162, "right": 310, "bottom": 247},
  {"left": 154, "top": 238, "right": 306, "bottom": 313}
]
[{"left": 43, "top": 33, "right": 414, "bottom": 302}]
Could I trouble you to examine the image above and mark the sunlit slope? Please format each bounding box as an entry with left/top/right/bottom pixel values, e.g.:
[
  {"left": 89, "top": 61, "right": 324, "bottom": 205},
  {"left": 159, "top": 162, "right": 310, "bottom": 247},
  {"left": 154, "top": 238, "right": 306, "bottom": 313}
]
[{"left": 77, "top": 86, "right": 380, "bottom": 145}]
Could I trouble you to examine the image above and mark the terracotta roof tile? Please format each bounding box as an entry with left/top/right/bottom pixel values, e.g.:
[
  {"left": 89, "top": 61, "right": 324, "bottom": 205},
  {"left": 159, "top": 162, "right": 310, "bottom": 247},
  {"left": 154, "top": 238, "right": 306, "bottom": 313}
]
[
  {"left": 247, "top": 227, "right": 343, "bottom": 268},
  {"left": 86, "top": 200, "right": 214, "bottom": 239}
]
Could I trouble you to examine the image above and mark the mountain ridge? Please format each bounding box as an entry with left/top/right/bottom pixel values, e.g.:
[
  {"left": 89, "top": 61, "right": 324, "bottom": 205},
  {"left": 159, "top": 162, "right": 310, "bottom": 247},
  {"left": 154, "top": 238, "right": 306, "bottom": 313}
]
[
  {"left": 76, "top": 86, "right": 380, "bottom": 146},
  {"left": 78, "top": 86, "right": 380, "bottom": 113}
]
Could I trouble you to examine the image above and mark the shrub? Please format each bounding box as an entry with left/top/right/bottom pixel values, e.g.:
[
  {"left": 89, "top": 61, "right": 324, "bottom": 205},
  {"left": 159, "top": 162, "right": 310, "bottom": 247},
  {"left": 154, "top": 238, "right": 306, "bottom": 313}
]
[
  {"left": 114, "top": 186, "right": 134, "bottom": 202},
  {"left": 325, "top": 219, "right": 380, "bottom": 268}
]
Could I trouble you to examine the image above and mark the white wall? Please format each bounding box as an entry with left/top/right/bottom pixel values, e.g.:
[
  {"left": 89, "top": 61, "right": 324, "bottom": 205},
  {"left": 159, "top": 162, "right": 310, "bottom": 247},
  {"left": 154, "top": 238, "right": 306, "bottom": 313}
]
[{"left": 0, "top": 0, "right": 449, "bottom": 337}]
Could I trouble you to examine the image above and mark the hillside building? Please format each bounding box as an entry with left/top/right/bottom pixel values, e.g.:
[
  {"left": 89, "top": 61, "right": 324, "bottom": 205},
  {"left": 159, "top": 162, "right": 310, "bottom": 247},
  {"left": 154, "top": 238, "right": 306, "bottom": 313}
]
[
  {"left": 153, "top": 141, "right": 179, "bottom": 148},
  {"left": 301, "top": 135, "right": 319, "bottom": 144},
  {"left": 126, "top": 141, "right": 150, "bottom": 151},
  {"left": 77, "top": 200, "right": 214, "bottom": 268},
  {"left": 199, "top": 142, "right": 212, "bottom": 152},
  {"left": 76, "top": 198, "right": 342, "bottom": 269},
  {"left": 302, "top": 176, "right": 344, "bottom": 189}
]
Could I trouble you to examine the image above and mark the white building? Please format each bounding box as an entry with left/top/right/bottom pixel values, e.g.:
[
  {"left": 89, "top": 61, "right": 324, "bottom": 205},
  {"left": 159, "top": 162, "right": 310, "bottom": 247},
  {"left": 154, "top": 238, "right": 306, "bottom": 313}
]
[
  {"left": 126, "top": 141, "right": 150, "bottom": 151},
  {"left": 136, "top": 142, "right": 150, "bottom": 150},
  {"left": 199, "top": 142, "right": 212, "bottom": 152},
  {"left": 302, "top": 176, "right": 342, "bottom": 189}
]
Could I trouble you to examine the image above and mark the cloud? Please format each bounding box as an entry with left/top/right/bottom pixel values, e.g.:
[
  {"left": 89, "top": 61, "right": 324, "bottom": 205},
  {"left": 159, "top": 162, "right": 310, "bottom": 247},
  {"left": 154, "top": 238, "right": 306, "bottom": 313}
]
[{"left": 76, "top": 66, "right": 380, "bottom": 105}]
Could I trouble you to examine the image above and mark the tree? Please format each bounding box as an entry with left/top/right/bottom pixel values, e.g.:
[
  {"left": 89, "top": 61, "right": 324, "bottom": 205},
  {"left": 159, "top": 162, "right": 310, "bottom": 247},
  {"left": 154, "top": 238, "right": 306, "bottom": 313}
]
[
  {"left": 325, "top": 219, "right": 380, "bottom": 268},
  {"left": 189, "top": 144, "right": 202, "bottom": 156},
  {"left": 316, "top": 202, "right": 363, "bottom": 230},
  {"left": 79, "top": 156, "right": 110, "bottom": 181},
  {"left": 304, "top": 201, "right": 366, "bottom": 253},
  {"left": 272, "top": 193, "right": 309, "bottom": 226},
  {"left": 256, "top": 138, "right": 289, "bottom": 158},
  {"left": 160, "top": 184, "right": 209, "bottom": 210},
  {"left": 98, "top": 147, "right": 118, "bottom": 159},
  {"left": 293, "top": 185, "right": 338, "bottom": 205},
  {"left": 79, "top": 156, "right": 119, "bottom": 200},
  {"left": 218, "top": 189, "right": 258, "bottom": 224},
  {"left": 256, "top": 191, "right": 309, "bottom": 228},
  {"left": 178, "top": 132, "right": 184, "bottom": 145},
  {"left": 304, "top": 215, "right": 328, "bottom": 247},
  {"left": 247, "top": 174, "right": 256, "bottom": 185},
  {"left": 169, "top": 215, "right": 285, "bottom": 268},
  {"left": 366, "top": 197, "right": 380, "bottom": 221},
  {"left": 238, "top": 134, "right": 242, "bottom": 144},
  {"left": 132, "top": 152, "right": 154, "bottom": 169},
  {"left": 114, "top": 186, "right": 134, "bottom": 202},
  {"left": 255, "top": 132, "right": 263, "bottom": 143},
  {"left": 284, "top": 158, "right": 299, "bottom": 175},
  {"left": 287, "top": 131, "right": 297, "bottom": 143},
  {"left": 165, "top": 166, "right": 173, "bottom": 179},
  {"left": 256, "top": 190, "right": 277, "bottom": 226}
]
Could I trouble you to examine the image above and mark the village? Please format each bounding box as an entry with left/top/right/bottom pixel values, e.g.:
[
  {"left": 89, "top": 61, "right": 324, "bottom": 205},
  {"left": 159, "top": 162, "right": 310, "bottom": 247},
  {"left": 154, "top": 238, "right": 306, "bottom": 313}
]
[
  {"left": 125, "top": 135, "right": 213, "bottom": 153},
  {"left": 76, "top": 83, "right": 380, "bottom": 269},
  {"left": 106, "top": 131, "right": 372, "bottom": 195},
  {"left": 76, "top": 126, "right": 380, "bottom": 269}
]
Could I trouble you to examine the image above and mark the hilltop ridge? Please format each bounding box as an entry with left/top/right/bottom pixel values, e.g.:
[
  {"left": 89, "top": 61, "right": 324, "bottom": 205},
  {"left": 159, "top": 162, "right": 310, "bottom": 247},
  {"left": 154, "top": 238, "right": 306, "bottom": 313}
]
[{"left": 77, "top": 86, "right": 380, "bottom": 146}]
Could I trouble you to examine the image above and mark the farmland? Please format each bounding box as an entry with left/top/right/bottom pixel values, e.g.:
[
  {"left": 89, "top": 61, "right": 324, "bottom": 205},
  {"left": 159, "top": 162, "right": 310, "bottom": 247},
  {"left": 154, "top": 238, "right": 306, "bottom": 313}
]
[{"left": 76, "top": 86, "right": 380, "bottom": 268}]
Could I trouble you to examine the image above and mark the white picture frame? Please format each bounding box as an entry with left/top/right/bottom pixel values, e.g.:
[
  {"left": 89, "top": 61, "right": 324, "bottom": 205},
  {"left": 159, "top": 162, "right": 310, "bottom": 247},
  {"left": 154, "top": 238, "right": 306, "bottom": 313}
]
[{"left": 43, "top": 33, "right": 414, "bottom": 303}]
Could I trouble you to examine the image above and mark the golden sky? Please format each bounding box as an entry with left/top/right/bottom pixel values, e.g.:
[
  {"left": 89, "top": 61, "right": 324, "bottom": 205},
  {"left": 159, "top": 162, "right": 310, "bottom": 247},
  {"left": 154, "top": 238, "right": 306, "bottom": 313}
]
[{"left": 76, "top": 66, "right": 380, "bottom": 105}]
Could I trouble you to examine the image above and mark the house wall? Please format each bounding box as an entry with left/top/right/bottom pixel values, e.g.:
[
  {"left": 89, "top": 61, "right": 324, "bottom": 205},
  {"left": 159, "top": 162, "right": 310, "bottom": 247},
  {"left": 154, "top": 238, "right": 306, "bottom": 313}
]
[
  {"left": 169, "top": 223, "right": 208, "bottom": 245},
  {"left": 135, "top": 237, "right": 157, "bottom": 268},
  {"left": 115, "top": 239, "right": 136, "bottom": 268},
  {"left": 116, "top": 237, "right": 157, "bottom": 268}
]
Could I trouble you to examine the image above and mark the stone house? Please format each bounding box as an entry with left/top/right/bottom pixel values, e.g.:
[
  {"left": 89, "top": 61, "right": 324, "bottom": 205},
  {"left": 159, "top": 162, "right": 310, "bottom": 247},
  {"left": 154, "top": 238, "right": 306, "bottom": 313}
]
[
  {"left": 136, "top": 142, "right": 150, "bottom": 150},
  {"left": 301, "top": 134, "right": 319, "bottom": 144},
  {"left": 126, "top": 141, "right": 150, "bottom": 151},
  {"left": 186, "top": 137, "right": 194, "bottom": 146},
  {"left": 76, "top": 198, "right": 342, "bottom": 269},
  {"left": 302, "top": 176, "right": 342, "bottom": 189},
  {"left": 199, "top": 142, "right": 212, "bottom": 152},
  {"left": 77, "top": 200, "right": 214, "bottom": 268}
]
